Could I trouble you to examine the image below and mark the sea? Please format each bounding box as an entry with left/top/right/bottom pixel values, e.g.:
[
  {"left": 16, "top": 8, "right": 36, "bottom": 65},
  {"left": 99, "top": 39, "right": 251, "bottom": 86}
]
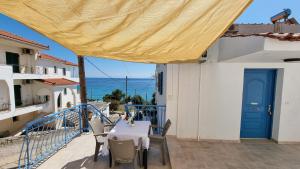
[{"left": 85, "top": 78, "right": 156, "bottom": 101}]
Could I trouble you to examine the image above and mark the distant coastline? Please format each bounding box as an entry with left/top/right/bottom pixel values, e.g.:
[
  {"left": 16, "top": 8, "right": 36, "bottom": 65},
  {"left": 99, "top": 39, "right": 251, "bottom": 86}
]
[{"left": 84, "top": 77, "right": 155, "bottom": 101}]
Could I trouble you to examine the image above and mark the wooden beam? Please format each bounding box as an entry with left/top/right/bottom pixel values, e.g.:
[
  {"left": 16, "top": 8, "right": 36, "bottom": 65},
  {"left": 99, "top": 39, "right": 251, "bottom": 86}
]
[{"left": 77, "top": 55, "right": 88, "bottom": 130}]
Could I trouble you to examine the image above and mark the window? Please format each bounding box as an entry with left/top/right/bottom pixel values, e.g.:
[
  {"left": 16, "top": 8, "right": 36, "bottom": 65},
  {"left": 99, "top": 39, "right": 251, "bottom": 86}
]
[
  {"left": 44, "top": 68, "right": 48, "bottom": 74},
  {"left": 62, "top": 68, "right": 66, "bottom": 76},
  {"left": 6, "top": 52, "right": 20, "bottom": 73},
  {"left": 54, "top": 66, "right": 57, "bottom": 73},
  {"left": 64, "top": 88, "right": 67, "bottom": 95},
  {"left": 45, "top": 95, "right": 50, "bottom": 102},
  {"left": 12, "top": 116, "right": 19, "bottom": 122},
  {"left": 157, "top": 72, "right": 163, "bottom": 95},
  {"left": 57, "top": 93, "right": 62, "bottom": 108}
]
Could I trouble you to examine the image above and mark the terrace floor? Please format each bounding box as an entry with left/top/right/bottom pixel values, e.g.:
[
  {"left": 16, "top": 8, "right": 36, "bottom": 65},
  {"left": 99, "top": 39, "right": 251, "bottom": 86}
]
[
  {"left": 3, "top": 133, "right": 300, "bottom": 169},
  {"left": 38, "top": 133, "right": 171, "bottom": 169},
  {"left": 167, "top": 137, "right": 300, "bottom": 169}
]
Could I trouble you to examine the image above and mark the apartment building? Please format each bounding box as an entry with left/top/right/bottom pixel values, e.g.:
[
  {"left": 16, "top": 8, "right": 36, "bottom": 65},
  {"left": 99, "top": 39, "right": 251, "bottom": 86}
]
[{"left": 0, "top": 30, "right": 80, "bottom": 137}]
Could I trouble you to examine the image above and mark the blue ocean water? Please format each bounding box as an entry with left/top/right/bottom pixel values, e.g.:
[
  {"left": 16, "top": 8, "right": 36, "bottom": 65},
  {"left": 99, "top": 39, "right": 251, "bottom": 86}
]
[{"left": 85, "top": 78, "right": 155, "bottom": 101}]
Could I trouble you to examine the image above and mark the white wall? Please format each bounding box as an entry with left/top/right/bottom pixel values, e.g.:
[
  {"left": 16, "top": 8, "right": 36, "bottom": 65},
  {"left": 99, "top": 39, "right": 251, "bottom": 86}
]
[
  {"left": 53, "top": 86, "right": 79, "bottom": 112},
  {"left": 33, "top": 82, "right": 54, "bottom": 113},
  {"left": 276, "top": 64, "right": 300, "bottom": 142},
  {"left": 198, "top": 63, "right": 244, "bottom": 140},
  {"left": 36, "top": 59, "right": 78, "bottom": 79},
  {"left": 164, "top": 64, "right": 179, "bottom": 136},
  {"left": 0, "top": 80, "right": 10, "bottom": 108},
  {"left": 0, "top": 44, "right": 37, "bottom": 69},
  {"left": 176, "top": 64, "right": 201, "bottom": 139},
  {"left": 0, "top": 66, "right": 15, "bottom": 116}
]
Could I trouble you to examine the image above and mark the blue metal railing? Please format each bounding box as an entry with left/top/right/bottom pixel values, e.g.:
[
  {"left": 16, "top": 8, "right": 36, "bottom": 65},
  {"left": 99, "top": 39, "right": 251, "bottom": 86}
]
[
  {"left": 125, "top": 104, "right": 166, "bottom": 133},
  {"left": 18, "top": 104, "right": 113, "bottom": 169}
]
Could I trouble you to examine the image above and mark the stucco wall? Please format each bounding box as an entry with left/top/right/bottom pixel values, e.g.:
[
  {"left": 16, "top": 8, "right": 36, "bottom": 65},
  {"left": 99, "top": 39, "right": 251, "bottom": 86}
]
[
  {"left": 0, "top": 44, "right": 36, "bottom": 65},
  {"left": 36, "top": 59, "right": 77, "bottom": 78},
  {"left": 53, "top": 86, "right": 79, "bottom": 112},
  {"left": 0, "top": 66, "right": 15, "bottom": 115},
  {"left": 0, "top": 111, "right": 38, "bottom": 136}
]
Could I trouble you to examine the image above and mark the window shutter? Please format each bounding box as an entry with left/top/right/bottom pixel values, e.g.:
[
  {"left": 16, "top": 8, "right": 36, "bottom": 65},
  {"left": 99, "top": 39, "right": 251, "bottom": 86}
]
[{"left": 158, "top": 72, "right": 163, "bottom": 95}]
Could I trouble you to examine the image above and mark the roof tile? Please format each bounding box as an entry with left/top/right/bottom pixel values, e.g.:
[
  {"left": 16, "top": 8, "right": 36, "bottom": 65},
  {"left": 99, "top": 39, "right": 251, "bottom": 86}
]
[
  {"left": 36, "top": 78, "right": 79, "bottom": 86},
  {"left": 0, "top": 30, "right": 49, "bottom": 49},
  {"left": 39, "top": 53, "right": 78, "bottom": 66},
  {"left": 223, "top": 32, "right": 300, "bottom": 41}
]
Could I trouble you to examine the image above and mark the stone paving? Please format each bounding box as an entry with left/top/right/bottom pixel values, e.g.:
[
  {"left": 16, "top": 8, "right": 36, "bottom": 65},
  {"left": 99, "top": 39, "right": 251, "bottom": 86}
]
[
  {"left": 38, "top": 133, "right": 171, "bottom": 169},
  {"left": 168, "top": 137, "right": 300, "bottom": 169}
]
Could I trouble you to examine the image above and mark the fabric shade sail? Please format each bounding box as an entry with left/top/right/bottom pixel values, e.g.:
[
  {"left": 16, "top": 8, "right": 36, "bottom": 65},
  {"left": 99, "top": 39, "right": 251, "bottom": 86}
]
[{"left": 0, "top": 0, "right": 252, "bottom": 63}]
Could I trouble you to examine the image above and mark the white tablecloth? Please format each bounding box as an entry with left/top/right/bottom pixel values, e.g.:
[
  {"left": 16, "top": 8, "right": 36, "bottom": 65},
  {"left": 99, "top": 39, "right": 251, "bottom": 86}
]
[{"left": 108, "top": 120, "right": 151, "bottom": 149}]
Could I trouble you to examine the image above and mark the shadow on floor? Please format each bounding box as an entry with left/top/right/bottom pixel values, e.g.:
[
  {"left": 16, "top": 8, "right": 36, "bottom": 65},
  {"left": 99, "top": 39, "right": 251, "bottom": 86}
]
[{"left": 61, "top": 147, "right": 171, "bottom": 169}]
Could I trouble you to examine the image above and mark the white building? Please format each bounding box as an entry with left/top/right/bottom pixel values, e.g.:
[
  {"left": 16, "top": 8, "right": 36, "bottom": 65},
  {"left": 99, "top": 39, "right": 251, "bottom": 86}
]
[
  {"left": 0, "top": 30, "right": 80, "bottom": 137},
  {"left": 156, "top": 24, "right": 300, "bottom": 143}
]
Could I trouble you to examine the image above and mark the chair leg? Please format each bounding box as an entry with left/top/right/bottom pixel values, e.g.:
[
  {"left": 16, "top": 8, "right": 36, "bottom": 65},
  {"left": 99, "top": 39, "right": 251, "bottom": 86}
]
[
  {"left": 161, "top": 142, "right": 166, "bottom": 165},
  {"left": 165, "top": 140, "right": 170, "bottom": 161},
  {"left": 94, "top": 142, "right": 101, "bottom": 161},
  {"left": 109, "top": 150, "right": 112, "bottom": 168},
  {"left": 133, "top": 158, "right": 139, "bottom": 169},
  {"left": 137, "top": 151, "right": 141, "bottom": 168}
]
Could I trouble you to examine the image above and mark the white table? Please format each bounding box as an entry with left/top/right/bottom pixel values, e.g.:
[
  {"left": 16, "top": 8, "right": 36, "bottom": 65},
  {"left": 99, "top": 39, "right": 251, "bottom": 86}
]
[
  {"left": 108, "top": 120, "right": 151, "bottom": 149},
  {"left": 108, "top": 120, "right": 151, "bottom": 168}
]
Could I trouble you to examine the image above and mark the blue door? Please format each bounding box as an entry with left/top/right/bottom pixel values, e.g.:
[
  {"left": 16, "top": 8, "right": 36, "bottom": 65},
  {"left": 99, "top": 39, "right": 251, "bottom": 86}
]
[{"left": 240, "top": 69, "right": 276, "bottom": 139}]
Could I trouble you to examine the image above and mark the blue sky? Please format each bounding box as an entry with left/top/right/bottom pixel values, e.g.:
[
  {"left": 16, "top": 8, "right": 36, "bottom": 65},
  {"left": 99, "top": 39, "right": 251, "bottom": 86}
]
[{"left": 0, "top": 0, "right": 299, "bottom": 78}]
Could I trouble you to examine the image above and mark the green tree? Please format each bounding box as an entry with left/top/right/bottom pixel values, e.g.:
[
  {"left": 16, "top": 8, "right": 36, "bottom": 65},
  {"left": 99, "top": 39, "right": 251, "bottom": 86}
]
[
  {"left": 109, "top": 100, "right": 120, "bottom": 111},
  {"left": 124, "top": 95, "right": 132, "bottom": 103},
  {"left": 102, "top": 89, "right": 125, "bottom": 111},
  {"left": 131, "top": 95, "right": 144, "bottom": 105},
  {"left": 111, "top": 89, "right": 125, "bottom": 101},
  {"left": 102, "top": 94, "right": 112, "bottom": 102}
]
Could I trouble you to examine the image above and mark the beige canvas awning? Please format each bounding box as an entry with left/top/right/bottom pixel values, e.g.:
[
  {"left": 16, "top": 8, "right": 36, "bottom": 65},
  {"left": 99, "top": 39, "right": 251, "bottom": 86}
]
[{"left": 0, "top": 0, "right": 252, "bottom": 63}]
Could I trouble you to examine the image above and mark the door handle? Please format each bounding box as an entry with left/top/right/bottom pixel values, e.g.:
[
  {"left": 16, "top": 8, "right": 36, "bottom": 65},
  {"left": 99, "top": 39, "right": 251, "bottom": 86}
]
[{"left": 267, "top": 105, "right": 272, "bottom": 116}]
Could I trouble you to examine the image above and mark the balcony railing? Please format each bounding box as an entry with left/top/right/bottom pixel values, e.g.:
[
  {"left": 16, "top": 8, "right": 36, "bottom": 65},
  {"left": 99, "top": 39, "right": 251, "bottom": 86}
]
[
  {"left": 0, "top": 103, "right": 10, "bottom": 112},
  {"left": 125, "top": 104, "right": 166, "bottom": 133},
  {"left": 8, "top": 64, "right": 44, "bottom": 74},
  {"left": 5, "top": 64, "right": 78, "bottom": 78},
  {"left": 18, "top": 104, "right": 115, "bottom": 169},
  {"left": 16, "top": 96, "right": 49, "bottom": 108}
]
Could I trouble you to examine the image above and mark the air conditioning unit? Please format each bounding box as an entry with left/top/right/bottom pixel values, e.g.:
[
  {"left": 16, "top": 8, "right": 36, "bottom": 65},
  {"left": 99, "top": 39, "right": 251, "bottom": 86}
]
[
  {"left": 22, "top": 79, "right": 33, "bottom": 85},
  {"left": 22, "top": 48, "right": 34, "bottom": 55}
]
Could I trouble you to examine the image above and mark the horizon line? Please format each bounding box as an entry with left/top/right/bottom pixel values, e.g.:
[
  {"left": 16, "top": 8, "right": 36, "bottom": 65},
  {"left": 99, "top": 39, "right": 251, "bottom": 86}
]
[{"left": 85, "top": 76, "right": 155, "bottom": 79}]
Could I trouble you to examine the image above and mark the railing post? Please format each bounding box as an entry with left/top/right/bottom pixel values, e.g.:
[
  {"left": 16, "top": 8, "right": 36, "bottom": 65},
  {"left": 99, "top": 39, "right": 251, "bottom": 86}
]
[
  {"left": 25, "top": 128, "right": 30, "bottom": 169},
  {"left": 79, "top": 105, "right": 82, "bottom": 133},
  {"left": 63, "top": 110, "right": 67, "bottom": 144}
]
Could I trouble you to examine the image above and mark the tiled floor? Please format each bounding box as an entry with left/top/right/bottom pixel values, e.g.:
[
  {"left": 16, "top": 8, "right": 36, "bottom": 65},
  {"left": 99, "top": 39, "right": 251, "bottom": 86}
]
[
  {"left": 167, "top": 137, "right": 300, "bottom": 169},
  {"left": 38, "top": 133, "right": 171, "bottom": 169}
]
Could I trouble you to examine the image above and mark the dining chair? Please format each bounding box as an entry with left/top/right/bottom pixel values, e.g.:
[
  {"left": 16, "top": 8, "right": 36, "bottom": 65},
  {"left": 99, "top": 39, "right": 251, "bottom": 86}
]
[
  {"left": 149, "top": 119, "right": 171, "bottom": 165},
  {"left": 89, "top": 117, "right": 114, "bottom": 161},
  {"left": 108, "top": 137, "right": 142, "bottom": 169}
]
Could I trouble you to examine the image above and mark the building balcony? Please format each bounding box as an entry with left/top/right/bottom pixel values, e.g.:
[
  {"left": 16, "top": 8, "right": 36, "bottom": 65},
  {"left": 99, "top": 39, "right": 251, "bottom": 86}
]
[
  {"left": 14, "top": 96, "right": 49, "bottom": 117},
  {"left": 3, "top": 64, "right": 79, "bottom": 80}
]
